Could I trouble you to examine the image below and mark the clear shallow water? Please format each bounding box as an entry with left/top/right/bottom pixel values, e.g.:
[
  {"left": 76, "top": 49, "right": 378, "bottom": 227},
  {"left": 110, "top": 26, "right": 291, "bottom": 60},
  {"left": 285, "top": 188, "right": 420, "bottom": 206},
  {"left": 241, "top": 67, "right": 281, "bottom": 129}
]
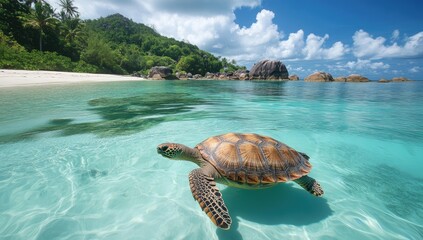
[{"left": 0, "top": 80, "right": 422, "bottom": 240}]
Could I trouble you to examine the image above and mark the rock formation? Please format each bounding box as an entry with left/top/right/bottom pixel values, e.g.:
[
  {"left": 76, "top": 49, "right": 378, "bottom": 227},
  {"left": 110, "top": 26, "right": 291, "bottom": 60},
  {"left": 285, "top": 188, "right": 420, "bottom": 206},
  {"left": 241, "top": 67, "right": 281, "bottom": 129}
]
[
  {"left": 249, "top": 60, "right": 289, "bottom": 80},
  {"left": 204, "top": 72, "right": 215, "bottom": 79},
  {"left": 176, "top": 72, "right": 188, "bottom": 80},
  {"left": 334, "top": 76, "right": 347, "bottom": 82},
  {"left": 392, "top": 77, "right": 409, "bottom": 82},
  {"left": 304, "top": 72, "right": 334, "bottom": 82},
  {"left": 238, "top": 72, "right": 248, "bottom": 80},
  {"left": 289, "top": 75, "right": 299, "bottom": 81},
  {"left": 378, "top": 79, "right": 391, "bottom": 83},
  {"left": 148, "top": 66, "right": 175, "bottom": 80},
  {"left": 346, "top": 74, "right": 369, "bottom": 82},
  {"left": 218, "top": 73, "right": 228, "bottom": 80},
  {"left": 234, "top": 70, "right": 249, "bottom": 80}
]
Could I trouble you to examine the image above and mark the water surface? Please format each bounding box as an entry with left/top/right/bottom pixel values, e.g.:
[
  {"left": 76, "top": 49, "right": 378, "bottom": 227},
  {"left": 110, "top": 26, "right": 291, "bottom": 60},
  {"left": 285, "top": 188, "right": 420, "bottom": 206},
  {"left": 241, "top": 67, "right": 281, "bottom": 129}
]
[{"left": 1, "top": 80, "right": 422, "bottom": 239}]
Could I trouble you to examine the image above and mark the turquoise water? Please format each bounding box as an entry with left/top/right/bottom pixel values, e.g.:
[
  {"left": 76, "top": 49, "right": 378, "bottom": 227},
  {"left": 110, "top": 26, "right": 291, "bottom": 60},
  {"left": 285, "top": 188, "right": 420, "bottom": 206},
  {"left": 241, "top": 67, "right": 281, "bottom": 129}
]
[{"left": 0, "top": 80, "right": 422, "bottom": 240}]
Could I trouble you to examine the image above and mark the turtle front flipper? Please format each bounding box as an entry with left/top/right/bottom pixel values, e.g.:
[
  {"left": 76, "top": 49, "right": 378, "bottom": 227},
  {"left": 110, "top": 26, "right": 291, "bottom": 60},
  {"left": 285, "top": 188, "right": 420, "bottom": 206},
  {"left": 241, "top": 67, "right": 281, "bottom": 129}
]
[
  {"left": 189, "top": 168, "right": 232, "bottom": 230},
  {"left": 294, "top": 175, "right": 324, "bottom": 197}
]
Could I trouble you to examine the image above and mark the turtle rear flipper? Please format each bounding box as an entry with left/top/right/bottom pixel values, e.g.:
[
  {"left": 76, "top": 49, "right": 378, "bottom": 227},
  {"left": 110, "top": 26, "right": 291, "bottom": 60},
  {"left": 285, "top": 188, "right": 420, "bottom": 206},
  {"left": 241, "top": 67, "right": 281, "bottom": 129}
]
[
  {"left": 189, "top": 168, "right": 232, "bottom": 229},
  {"left": 294, "top": 175, "right": 324, "bottom": 197}
]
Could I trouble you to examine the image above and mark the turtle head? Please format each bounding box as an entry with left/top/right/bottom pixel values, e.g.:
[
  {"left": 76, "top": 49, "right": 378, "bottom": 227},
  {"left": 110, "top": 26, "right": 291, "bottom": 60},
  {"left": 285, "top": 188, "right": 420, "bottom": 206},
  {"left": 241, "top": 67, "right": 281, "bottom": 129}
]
[
  {"left": 157, "top": 143, "right": 183, "bottom": 159},
  {"left": 157, "top": 143, "right": 202, "bottom": 163}
]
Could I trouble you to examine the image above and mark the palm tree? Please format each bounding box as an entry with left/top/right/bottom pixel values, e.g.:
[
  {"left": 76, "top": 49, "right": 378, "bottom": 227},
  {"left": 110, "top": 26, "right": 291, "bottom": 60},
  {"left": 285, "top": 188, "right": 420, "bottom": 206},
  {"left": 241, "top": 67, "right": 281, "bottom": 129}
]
[
  {"left": 62, "top": 17, "right": 84, "bottom": 43},
  {"left": 59, "top": 0, "right": 78, "bottom": 19},
  {"left": 58, "top": 0, "right": 83, "bottom": 48},
  {"left": 21, "top": 1, "right": 57, "bottom": 51}
]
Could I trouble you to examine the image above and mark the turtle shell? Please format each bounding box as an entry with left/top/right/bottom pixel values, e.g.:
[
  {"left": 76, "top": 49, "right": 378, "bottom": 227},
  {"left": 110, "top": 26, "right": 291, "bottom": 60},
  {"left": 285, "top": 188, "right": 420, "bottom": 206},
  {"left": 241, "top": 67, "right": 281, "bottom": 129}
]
[{"left": 195, "top": 133, "right": 312, "bottom": 185}]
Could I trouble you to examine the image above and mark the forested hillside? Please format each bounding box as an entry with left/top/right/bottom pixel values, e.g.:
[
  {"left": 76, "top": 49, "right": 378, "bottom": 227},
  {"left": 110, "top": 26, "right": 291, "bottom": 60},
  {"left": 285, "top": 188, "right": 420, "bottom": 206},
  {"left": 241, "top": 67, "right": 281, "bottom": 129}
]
[{"left": 0, "top": 0, "right": 244, "bottom": 75}]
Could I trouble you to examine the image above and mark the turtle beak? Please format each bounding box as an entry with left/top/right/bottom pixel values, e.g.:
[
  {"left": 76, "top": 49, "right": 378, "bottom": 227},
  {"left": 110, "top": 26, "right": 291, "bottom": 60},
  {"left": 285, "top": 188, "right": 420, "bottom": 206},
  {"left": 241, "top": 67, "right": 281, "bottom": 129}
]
[
  {"left": 157, "top": 144, "right": 169, "bottom": 156},
  {"left": 157, "top": 145, "right": 164, "bottom": 153}
]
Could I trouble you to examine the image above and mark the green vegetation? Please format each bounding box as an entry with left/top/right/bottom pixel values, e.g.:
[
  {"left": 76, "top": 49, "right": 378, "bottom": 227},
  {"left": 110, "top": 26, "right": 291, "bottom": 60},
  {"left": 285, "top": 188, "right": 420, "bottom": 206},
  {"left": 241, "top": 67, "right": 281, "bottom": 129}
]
[{"left": 0, "top": 0, "right": 244, "bottom": 75}]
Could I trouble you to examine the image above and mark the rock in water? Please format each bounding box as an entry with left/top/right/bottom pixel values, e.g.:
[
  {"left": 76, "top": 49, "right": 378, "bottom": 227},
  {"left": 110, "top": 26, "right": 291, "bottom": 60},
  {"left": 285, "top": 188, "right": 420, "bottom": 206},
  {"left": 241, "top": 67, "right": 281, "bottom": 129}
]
[
  {"left": 334, "top": 76, "right": 347, "bottom": 82},
  {"left": 149, "top": 66, "right": 175, "bottom": 80},
  {"left": 289, "top": 75, "right": 300, "bottom": 80},
  {"left": 346, "top": 74, "right": 370, "bottom": 82},
  {"left": 304, "top": 72, "right": 334, "bottom": 82},
  {"left": 392, "top": 77, "right": 410, "bottom": 82},
  {"left": 378, "top": 79, "right": 391, "bottom": 83},
  {"left": 249, "top": 60, "right": 289, "bottom": 80}
]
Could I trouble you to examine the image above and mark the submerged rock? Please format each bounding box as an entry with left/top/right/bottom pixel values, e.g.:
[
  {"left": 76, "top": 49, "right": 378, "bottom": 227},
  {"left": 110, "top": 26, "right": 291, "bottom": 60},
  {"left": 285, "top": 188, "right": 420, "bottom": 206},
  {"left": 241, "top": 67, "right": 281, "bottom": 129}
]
[
  {"left": 304, "top": 72, "right": 334, "bottom": 82},
  {"left": 346, "top": 74, "right": 369, "bottom": 82},
  {"left": 249, "top": 60, "right": 289, "bottom": 80}
]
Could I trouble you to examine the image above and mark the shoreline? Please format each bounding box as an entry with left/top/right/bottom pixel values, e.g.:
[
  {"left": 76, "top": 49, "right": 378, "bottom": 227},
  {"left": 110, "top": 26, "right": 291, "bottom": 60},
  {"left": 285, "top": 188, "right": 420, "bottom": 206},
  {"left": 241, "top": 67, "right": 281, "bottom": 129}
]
[
  {"left": 1, "top": 70, "right": 417, "bottom": 88},
  {"left": 0, "top": 69, "right": 146, "bottom": 88}
]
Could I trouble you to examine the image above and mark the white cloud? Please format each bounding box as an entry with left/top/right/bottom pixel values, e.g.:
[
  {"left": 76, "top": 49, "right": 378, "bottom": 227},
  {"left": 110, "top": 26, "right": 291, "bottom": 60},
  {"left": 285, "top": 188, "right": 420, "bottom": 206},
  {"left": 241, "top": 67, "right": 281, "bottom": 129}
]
[
  {"left": 145, "top": 13, "right": 232, "bottom": 51},
  {"left": 237, "top": 10, "right": 280, "bottom": 45},
  {"left": 410, "top": 66, "right": 421, "bottom": 73},
  {"left": 345, "top": 59, "right": 390, "bottom": 70},
  {"left": 292, "top": 66, "right": 306, "bottom": 72},
  {"left": 353, "top": 29, "right": 423, "bottom": 59},
  {"left": 264, "top": 29, "right": 349, "bottom": 61},
  {"left": 391, "top": 29, "right": 400, "bottom": 42},
  {"left": 268, "top": 30, "right": 305, "bottom": 59},
  {"left": 303, "top": 34, "right": 347, "bottom": 60}
]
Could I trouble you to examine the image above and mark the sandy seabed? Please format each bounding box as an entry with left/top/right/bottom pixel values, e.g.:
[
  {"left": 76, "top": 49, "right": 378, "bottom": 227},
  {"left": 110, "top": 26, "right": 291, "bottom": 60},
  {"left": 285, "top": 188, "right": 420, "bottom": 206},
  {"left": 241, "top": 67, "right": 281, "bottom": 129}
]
[{"left": 0, "top": 69, "right": 146, "bottom": 88}]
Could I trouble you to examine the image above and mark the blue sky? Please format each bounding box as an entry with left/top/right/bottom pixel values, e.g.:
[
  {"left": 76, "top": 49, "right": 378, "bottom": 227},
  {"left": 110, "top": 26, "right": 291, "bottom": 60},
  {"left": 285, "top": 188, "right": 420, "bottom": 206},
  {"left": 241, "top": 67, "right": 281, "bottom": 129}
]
[
  {"left": 232, "top": 0, "right": 423, "bottom": 79},
  {"left": 236, "top": 0, "right": 423, "bottom": 40},
  {"left": 47, "top": 0, "right": 423, "bottom": 79}
]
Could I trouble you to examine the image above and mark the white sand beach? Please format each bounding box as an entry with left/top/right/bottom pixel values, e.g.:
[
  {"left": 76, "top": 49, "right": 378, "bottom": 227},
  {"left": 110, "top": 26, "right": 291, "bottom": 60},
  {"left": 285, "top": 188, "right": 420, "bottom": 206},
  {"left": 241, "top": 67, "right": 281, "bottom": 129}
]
[{"left": 0, "top": 69, "right": 146, "bottom": 88}]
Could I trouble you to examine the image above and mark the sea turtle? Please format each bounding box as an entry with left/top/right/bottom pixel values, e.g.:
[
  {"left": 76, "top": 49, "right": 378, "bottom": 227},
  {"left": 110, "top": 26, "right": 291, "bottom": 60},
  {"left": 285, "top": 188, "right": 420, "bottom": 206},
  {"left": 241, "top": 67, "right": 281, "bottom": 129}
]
[{"left": 157, "top": 133, "right": 324, "bottom": 230}]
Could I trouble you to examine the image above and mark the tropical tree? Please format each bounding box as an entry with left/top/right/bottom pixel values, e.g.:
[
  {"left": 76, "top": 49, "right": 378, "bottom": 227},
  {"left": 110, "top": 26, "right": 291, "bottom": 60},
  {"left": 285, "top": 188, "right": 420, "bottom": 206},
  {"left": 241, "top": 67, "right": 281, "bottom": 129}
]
[
  {"left": 61, "top": 17, "right": 83, "bottom": 43},
  {"left": 176, "top": 54, "right": 205, "bottom": 75},
  {"left": 58, "top": 0, "right": 79, "bottom": 20},
  {"left": 0, "top": 0, "right": 29, "bottom": 37},
  {"left": 80, "top": 34, "right": 126, "bottom": 74},
  {"left": 164, "top": 44, "right": 183, "bottom": 61},
  {"left": 21, "top": 1, "right": 57, "bottom": 51},
  {"left": 57, "top": 0, "right": 83, "bottom": 59}
]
